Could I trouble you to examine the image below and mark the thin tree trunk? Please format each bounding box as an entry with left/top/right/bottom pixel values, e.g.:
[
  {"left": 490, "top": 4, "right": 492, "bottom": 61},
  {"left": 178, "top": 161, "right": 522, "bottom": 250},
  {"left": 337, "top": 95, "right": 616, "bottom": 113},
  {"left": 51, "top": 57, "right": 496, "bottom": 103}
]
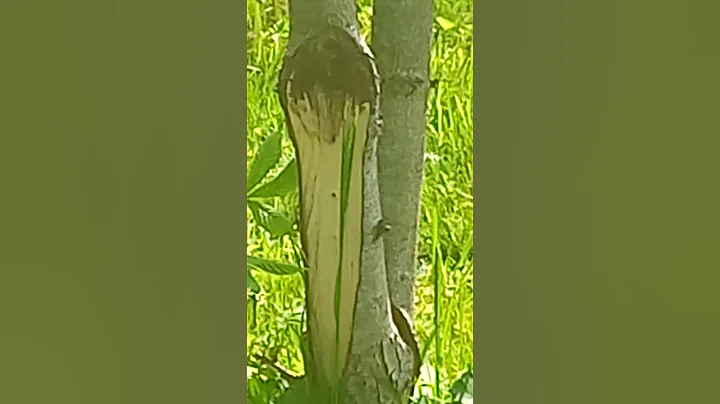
[
  {"left": 372, "top": 0, "right": 434, "bottom": 318},
  {"left": 278, "top": 0, "right": 420, "bottom": 402}
]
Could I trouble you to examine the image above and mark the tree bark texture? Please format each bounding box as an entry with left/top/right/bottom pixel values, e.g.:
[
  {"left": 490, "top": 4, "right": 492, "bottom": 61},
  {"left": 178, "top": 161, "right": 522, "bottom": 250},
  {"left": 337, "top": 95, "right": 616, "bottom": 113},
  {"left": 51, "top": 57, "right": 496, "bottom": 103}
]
[
  {"left": 278, "top": 0, "right": 421, "bottom": 402},
  {"left": 372, "top": 0, "right": 434, "bottom": 318}
]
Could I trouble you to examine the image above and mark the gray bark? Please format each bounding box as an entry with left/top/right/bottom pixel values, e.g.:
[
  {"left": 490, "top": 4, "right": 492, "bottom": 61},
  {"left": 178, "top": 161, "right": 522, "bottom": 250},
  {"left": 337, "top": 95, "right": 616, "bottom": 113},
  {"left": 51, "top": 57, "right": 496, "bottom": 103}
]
[
  {"left": 372, "top": 0, "right": 434, "bottom": 318},
  {"left": 287, "top": 0, "right": 358, "bottom": 48}
]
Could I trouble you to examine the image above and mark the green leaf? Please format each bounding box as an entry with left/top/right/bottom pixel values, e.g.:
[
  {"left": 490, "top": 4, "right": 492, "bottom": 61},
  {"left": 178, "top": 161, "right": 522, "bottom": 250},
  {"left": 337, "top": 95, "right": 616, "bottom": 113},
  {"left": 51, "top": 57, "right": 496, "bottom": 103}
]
[
  {"left": 248, "top": 131, "right": 283, "bottom": 192},
  {"left": 247, "top": 269, "right": 260, "bottom": 293},
  {"left": 247, "top": 256, "right": 306, "bottom": 275},
  {"left": 248, "top": 201, "right": 294, "bottom": 238},
  {"left": 436, "top": 16, "right": 456, "bottom": 31},
  {"left": 249, "top": 158, "right": 298, "bottom": 198},
  {"left": 451, "top": 368, "right": 473, "bottom": 402}
]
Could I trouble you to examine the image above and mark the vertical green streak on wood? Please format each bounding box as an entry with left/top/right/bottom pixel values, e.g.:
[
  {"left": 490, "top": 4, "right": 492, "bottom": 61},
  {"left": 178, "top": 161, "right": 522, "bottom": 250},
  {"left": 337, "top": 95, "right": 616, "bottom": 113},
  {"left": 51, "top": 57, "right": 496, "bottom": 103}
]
[
  {"left": 431, "top": 206, "right": 441, "bottom": 398},
  {"left": 334, "top": 103, "right": 357, "bottom": 384}
]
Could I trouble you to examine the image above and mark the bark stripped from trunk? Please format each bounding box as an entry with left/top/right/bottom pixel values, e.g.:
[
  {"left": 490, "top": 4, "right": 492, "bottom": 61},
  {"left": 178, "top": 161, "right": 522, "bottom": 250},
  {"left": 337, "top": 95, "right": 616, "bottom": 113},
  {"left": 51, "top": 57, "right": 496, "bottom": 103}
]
[
  {"left": 281, "top": 22, "right": 373, "bottom": 395},
  {"left": 278, "top": 3, "right": 420, "bottom": 402}
]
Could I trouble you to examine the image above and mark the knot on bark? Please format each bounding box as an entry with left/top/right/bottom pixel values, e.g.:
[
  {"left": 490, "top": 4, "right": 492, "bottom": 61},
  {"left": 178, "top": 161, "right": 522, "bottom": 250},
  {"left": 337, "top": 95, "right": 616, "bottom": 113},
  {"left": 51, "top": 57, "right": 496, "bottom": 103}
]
[{"left": 381, "top": 70, "right": 429, "bottom": 97}]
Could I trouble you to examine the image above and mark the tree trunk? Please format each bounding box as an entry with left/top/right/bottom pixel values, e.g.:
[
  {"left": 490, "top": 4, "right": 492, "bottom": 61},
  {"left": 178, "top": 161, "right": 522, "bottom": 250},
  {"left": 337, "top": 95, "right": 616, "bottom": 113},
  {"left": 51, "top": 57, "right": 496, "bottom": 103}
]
[
  {"left": 372, "top": 0, "right": 434, "bottom": 319},
  {"left": 278, "top": 0, "right": 421, "bottom": 402}
]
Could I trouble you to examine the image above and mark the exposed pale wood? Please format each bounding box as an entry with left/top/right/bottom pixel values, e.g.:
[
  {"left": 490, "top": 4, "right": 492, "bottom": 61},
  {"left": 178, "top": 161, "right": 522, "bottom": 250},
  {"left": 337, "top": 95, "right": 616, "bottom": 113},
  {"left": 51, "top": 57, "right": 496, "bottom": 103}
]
[{"left": 284, "top": 90, "right": 367, "bottom": 387}]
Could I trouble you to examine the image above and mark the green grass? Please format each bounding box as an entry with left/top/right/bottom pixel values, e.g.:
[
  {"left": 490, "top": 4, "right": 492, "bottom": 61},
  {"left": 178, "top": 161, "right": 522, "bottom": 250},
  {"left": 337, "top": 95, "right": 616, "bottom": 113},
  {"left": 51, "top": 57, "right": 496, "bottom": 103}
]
[{"left": 246, "top": 0, "right": 473, "bottom": 401}]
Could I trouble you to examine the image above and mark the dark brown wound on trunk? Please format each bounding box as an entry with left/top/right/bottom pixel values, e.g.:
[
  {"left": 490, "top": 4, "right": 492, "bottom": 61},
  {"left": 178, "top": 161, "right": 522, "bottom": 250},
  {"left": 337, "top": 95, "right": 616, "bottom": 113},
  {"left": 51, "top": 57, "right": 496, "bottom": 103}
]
[{"left": 283, "top": 25, "right": 375, "bottom": 107}]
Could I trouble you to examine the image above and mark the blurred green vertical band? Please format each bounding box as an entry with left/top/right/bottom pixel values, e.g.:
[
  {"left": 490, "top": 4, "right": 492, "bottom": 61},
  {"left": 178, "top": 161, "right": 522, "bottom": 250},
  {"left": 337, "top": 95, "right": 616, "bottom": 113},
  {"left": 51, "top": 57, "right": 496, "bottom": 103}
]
[
  {"left": 0, "top": 1, "right": 247, "bottom": 403},
  {"left": 477, "top": 1, "right": 720, "bottom": 404}
]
